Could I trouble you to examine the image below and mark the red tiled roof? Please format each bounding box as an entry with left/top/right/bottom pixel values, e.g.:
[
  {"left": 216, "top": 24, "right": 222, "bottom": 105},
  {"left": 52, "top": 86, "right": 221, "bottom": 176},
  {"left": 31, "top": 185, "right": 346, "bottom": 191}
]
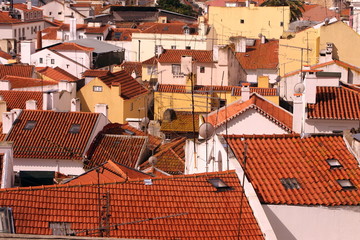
[
  {"left": 84, "top": 134, "right": 148, "bottom": 169},
  {"left": 82, "top": 69, "right": 111, "bottom": 77},
  {"left": 141, "top": 22, "right": 199, "bottom": 35},
  {"left": 70, "top": 3, "right": 92, "bottom": 7},
  {"left": 41, "top": 27, "right": 59, "bottom": 40},
  {"left": 0, "top": 50, "right": 12, "bottom": 60},
  {"left": 140, "top": 137, "right": 186, "bottom": 175},
  {"left": 0, "top": 170, "right": 265, "bottom": 239},
  {"left": 161, "top": 111, "right": 201, "bottom": 132},
  {"left": 0, "top": 123, "right": 5, "bottom": 141},
  {"left": 0, "top": 12, "right": 21, "bottom": 24},
  {"left": 301, "top": 4, "right": 337, "bottom": 22},
  {"left": 119, "top": 61, "right": 142, "bottom": 76},
  {"left": 0, "top": 65, "right": 34, "bottom": 78},
  {"left": 58, "top": 23, "right": 88, "bottom": 31},
  {"left": 1, "top": 75, "right": 57, "bottom": 89},
  {"left": 67, "top": 160, "right": 150, "bottom": 185},
  {"left": 98, "top": 70, "right": 148, "bottom": 99},
  {"left": 307, "top": 85, "right": 360, "bottom": 120},
  {"left": 225, "top": 134, "right": 360, "bottom": 206},
  {"left": 156, "top": 84, "right": 277, "bottom": 96},
  {"left": 5, "top": 110, "right": 101, "bottom": 160},
  {"left": 206, "top": 93, "right": 293, "bottom": 131},
  {"left": 236, "top": 39, "right": 279, "bottom": 70},
  {"left": 157, "top": 49, "right": 213, "bottom": 63},
  {"left": 0, "top": 90, "right": 43, "bottom": 110},
  {"left": 36, "top": 67, "right": 79, "bottom": 82},
  {"left": 107, "top": 28, "right": 140, "bottom": 41},
  {"left": 50, "top": 42, "right": 94, "bottom": 52},
  {"left": 85, "top": 24, "right": 109, "bottom": 34},
  {"left": 13, "top": 3, "right": 42, "bottom": 12}
]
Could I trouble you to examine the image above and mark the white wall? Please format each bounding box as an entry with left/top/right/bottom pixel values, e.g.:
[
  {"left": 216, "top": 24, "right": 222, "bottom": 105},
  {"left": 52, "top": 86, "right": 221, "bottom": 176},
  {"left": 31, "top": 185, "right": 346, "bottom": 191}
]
[
  {"left": 305, "top": 119, "right": 360, "bottom": 133},
  {"left": 0, "top": 142, "right": 14, "bottom": 188},
  {"left": 247, "top": 69, "right": 278, "bottom": 85},
  {"left": 14, "top": 158, "right": 85, "bottom": 176},
  {"left": 215, "top": 108, "right": 290, "bottom": 135},
  {"left": 106, "top": 40, "right": 134, "bottom": 61},
  {"left": 263, "top": 204, "right": 360, "bottom": 240}
]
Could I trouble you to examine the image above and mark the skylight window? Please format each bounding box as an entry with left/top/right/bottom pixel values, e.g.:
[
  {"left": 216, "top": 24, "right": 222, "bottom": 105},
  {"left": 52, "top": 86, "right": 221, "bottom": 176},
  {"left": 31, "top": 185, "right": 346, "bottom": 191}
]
[
  {"left": 69, "top": 124, "right": 81, "bottom": 134},
  {"left": 280, "top": 178, "right": 301, "bottom": 190},
  {"left": 24, "top": 120, "right": 36, "bottom": 130},
  {"left": 337, "top": 179, "right": 356, "bottom": 190},
  {"left": 326, "top": 159, "right": 342, "bottom": 169},
  {"left": 124, "top": 129, "right": 135, "bottom": 135},
  {"left": 208, "top": 178, "right": 233, "bottom": 192}
]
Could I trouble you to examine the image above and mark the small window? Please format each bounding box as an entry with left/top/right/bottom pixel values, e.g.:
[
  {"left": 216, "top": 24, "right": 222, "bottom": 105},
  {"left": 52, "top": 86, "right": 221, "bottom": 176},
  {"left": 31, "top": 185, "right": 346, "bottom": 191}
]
[
  {"left": 50, "top": 59, "right": 55, "bottom": 64},
  {"left": 200, "top": 66, "right": 205, "bottom": 73},
  {"left": 184, "top": 28, "right": 190, "bottom": 34},
  {"left": 326, "top": 159, "right": 342, "bottom": 169},
  {"left": 130, "top": 102, "right": 134, "bottom": 111},
  {"left": 69, "top": 124, "right": 81, "bottom": 134},
  {"left": 172, "top": 64, "right": 181, "bottom": 75},
  {"left": 0, "top": 207, "right": 15, "bottom": 233},
  {"left": 219, "top": 99, "right": 226, "bottom": 108},
  {"left": 58, "top": 11, "right": 62, "bottom": 15},
  {"left": 24, "top": 120, "right": 36, "bottom": 130},
  {"left": 280, "top": 178, "right": 301, "bottom": 190},
  {"left": 39, "top": 58, "right": 43, "bottom": 64},
  {"left": 93, "top": 86, "right": 102, "bottom": 92},
  {"left": 240, "top": 19, "right": 244, "bottom": 24},
  {"left": 96, "top": 36, "right": 102, "bottom": 40},
  {"left": 171, "top": 45, "right": 176, "bottom": 49},
  {"left": 208, "top": 178, "right": 233, "bottom": 192},
  {"left": 337, "top": 179, "right": 356, "bottom": 190},
  {"left": 49, "top": 11, "right": 52, "bottom": 15},
  {"left": 280, "top": 22, "right": 284, "bottom": 27},
  {"left": 185, "top": 46, "right": 191, "bottom": 50}
]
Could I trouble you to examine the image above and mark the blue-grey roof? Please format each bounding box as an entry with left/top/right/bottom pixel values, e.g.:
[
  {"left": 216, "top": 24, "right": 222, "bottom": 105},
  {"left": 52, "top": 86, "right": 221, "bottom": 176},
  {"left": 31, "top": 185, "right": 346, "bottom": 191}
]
[{"left": 69, "top": 39, "right": 123, "bottom": 54}]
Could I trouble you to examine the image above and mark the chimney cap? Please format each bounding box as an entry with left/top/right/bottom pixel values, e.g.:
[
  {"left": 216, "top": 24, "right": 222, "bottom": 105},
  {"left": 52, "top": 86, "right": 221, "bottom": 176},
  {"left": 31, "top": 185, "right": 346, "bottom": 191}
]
[{"left": 241, "top": 82, "right": 250, "bottom": 87}]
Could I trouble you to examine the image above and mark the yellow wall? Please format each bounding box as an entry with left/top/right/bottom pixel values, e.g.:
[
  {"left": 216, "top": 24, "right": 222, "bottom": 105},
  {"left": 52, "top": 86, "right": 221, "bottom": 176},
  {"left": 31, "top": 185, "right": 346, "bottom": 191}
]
[
  {"left": 142, "top": 64, "right": 158, "bottom": 82},
  {"left": 208, "top": 5, "right": 290, "bottom": 44},
  {"left": 319, "top": 21, "right": 360, "bottom": 68},
  {"left": 77, "top": 78, "right": 148, "bottom": 123},
  {"left": 279, "top": 28, "right": 320, "bottom": 76}
]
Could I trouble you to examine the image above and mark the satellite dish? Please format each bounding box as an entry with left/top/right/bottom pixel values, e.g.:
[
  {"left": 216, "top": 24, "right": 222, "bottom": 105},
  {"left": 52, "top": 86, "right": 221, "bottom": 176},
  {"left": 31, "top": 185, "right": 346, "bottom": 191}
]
[
  {"left": 294, "top": 82, "right": 305, "bottom": 94},
  {"left": 141, "top": 117, "right": 150, "bottom": 126},
  {"left": 199, "top": 122, "right": 215, "bottom": 140},
  {"left": 148, "top": 156, "right": 158, "bottom": 166}
]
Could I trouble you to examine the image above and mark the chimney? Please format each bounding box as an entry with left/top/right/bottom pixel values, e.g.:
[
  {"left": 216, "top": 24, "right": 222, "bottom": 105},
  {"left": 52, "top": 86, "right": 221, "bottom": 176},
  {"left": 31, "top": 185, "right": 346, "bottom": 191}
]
[
  {"left": 218, "top": 46, "right": 228, "bottom": 66},
  {"left": 181, "top": 56, "right": 192, "bottom": 75},
  {"left": 2, "top": 112, "right": 14, "bottom": 134},
  {"left": 37, "top": 30, "right": 42, "bottom": 49},
  {"left": 241, "top": 82, "right": 250, "bottom": 101},
  {"left": 69, "top": 18, "right": 77, "bottom": 41},
  {"left": 292, "top": 93, "right": 304, "bottom": 134},
  {"left": 325, "top": 42, "right": 333, "bottom": 62},
  {"left": 95, "top": 103, "right": 108, "bottom": 118},
  {"left": 230, "top": 37, "right": 246, "bottom": 53},
  {"left": 158, "top": 16, "right": 167, "bottom": 23},
  {"left": 71, "top": 98, "right": 80, "bottom": 112},
  {"left": 156, "top": 45, "right": 164, "bottom": 57},
  {"left": 0, "top": 81, "right": 11, "bottom": 90},
  {"left": 26, "top": 100, "right": 37, "bottom": 110},
  {"left": 111, "top": 82, "right": 121, "bottom": 96},
  {"left": 261, "top": 34, "right": 266, "bottom": 44},
  {"left": 26, "top": 0, "right": 31, "bottom": 10},
  {"left": 20, "top": 40, "right": 35, "bottom": 65},
  {"left": 58, "top": 81, "right": 71, "bottom": 92},
  {"left": 197, "top": 16, "right": 207, "bottom": 37},
  {"left": 42, "top": 92, "right": 50, "bottom": 110},
  {"left": 0, "top": 99, "right": 7, "bottom": 122},
  {"left": 304, "top": 72, "right": 317, "bottom": 104}
]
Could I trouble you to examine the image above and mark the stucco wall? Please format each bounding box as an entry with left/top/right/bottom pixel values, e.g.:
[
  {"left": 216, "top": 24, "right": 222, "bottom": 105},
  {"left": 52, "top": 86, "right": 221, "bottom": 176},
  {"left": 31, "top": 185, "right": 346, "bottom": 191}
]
[{"left": 305, "top": 119, "right": 360, "bottom": 133}]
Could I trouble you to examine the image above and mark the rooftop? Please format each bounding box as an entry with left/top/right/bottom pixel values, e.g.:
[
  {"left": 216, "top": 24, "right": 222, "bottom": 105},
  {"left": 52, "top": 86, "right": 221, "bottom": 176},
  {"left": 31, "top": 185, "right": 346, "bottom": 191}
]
[
  {"left": 0, "top": 90, "right": 43, "bottom": 110},
  {"left": 154, "top": 49, "right": 213, "bottom": 63},
  {"left": 0, "top": 65, "right": 34, "bottom": 78},
  {"left": 49, "top": 42, "right": 94, "bottom": 52},
  {"left": 1, "top": 75, "right": 57, "bottom": 89},
  {"left": 36, "top": 67, "right": 79, "bottom": 82}
]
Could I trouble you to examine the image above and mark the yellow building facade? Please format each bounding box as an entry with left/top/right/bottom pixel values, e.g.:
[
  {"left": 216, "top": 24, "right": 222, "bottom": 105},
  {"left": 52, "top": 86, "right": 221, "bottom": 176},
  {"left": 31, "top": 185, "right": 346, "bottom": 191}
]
[{"left": 208, "top": 5, "right": 291, "bottom": 44}]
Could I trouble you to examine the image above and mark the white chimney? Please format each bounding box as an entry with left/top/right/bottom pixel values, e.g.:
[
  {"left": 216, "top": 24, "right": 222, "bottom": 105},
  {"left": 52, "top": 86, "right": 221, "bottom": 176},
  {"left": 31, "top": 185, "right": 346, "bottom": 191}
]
[
  {"left": 71, "top": 98, "right": 80, "bottom": 112},
  {"left": 42, "top": 92, "right": 51, "bottom": 110},
  {"left": 197, "top": 16, "right": 207, "bottom": 37},
  {"left": 325, "top": 42, "right": 333, "bottom": 62},
  {"left": 26, "top": 0, "right": 31, "bottom": 10},
  {"left": 181, "top": 56, "right": 192, "bottom": 75},
  {"left": 304, "top": 72, "right": 317, "bottom": 104},
  {"left": 231, "top": 37, "right": 246, "bottom": 53},
  {"left": 20, "top": 40, "right": 35, "bottom": 65},
  {"left": 241, "top": 83, "right": 250, "bottom": 101},
  {"left": 261, "top": 34, "right": 266, "bottom": 44},
  {"left": 0, "top": 81, "right": 11, "bottom": 90},
  {"left": 11, "top": 109, "right": 22, "bottom": 120},
  {"left": 2, "top": 112, "right": 14, "bottom": 134},
  {"left": 292, "top": 93, "right": 304, "bottom": 134},
  {"left": 156, "top": 45, "right": 164, "bottom": 57},
  {"left": 95, "top": 103, "right": 108, "bottom": 118},
  {"left": 69, "top": 18, "right": 77, "bottom": 41},
  {"left": 26, "top": 100, "right": 37, "bottom": 110},
  {"left": 58, "top": 81, "right": 71, "bottom": 92}
]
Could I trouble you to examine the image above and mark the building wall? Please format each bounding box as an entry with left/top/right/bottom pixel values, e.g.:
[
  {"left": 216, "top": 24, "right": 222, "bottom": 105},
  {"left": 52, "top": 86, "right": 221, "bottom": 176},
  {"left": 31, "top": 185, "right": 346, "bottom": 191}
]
[
  {"left": 305, "top": 119, "right": 360, "bottom": 133},
  {"left": 54, "top": 50, "right": 91, "bottom": 69},
  {"left": 39, "top": 1, "right": 85, "bottom": 24},
  {"left": 123, "top": 94, "right": 149, "bottom": 123},
  {"left": 314, "top": 63, "right": 360, "bottom": 84},
  {"left": 208, "top": 6, "right": 290, "bottom": 45},
  {"left": 215, "top": 108, "right": 290, "bottom": 135},
  {"left": 263, "top": 204, "right": 360, "bottom": 240},
  {"left": 106, "top": 40, "right": 134, "bottom": 61},
  {"left": 246, "top": 69, "right": 279, "bottom": 85}
]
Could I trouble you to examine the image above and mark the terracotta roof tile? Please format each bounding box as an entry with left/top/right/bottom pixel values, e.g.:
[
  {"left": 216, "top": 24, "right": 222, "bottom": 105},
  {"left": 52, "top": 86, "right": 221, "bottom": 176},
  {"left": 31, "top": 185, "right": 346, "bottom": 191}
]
[
  {"left": 106, "top": 28, "right": 140, "bottom": 41},
  {"left": 41, "top": 27, "right": 59, "bottom": 40},
  {"left": 225, "top": 134, "right": 360, "bottom": 206},
  {"left": 98, "top": 70, "right": 148, "bottom": 99},
  {"left": 0, "top": 171, "right": 264, "bottom": 239},
  {"left": 82, "top": 69, "right": 111, "bottom": 78},
  {"left": 301, "top": 4, "right": 337, "bottom": 22},
  {"left": 157, "top": 49, "right": 213, "bottom": 63},
  {"left": 0, "top": 123, "right": 5, "bottom": 141},
  {"left": 141, "top": 22, "right": 199, "bottom": 35},
  {"left": 0, "top": 65, "right": 34, "bottom": 78},
  {"left": 206, "top": 93, "right": 293, "bottom": 131},
  {"left": 84, "top": 134, "right": 148, "bottom": 169},
  {"left": 66, "top": 160, "right": 150, "bottom": 185},
  {"left": 140, "top": 137, "right": 186, "bottom": 175},
  {"left": 13, "top": 3, "right": 42, "bottom": 12},
  {"left": 1, "top": 75, "right": 57, "bottom": 89},
  {"left": 0, "top": 12, "right": 21, "bottom": 24},
  {"left": 119, "top": 61, "right": 142, "bottom": 76},
  {"left": 0, "top": 90, "right": 43, "bottom": 110},
  {"left": 0, "top": 50, "right": 12, "bottom": 60},
  {"left": 50, "top": 42, "right": 94, "bottom": 52},
  {"left": 36, "top": 67, "right": 79, "bottom": 82},
  {"left": 307, "top": 85, "right": 360, "bottom": 120},
  {"left": 85, "top": 24, "right": 109, "bottom": 34},
  {"left": 70, "top": 3, "right": 92, "bottom": 7},
  {"left": 5, "top": 110, "right": 101, "bottom": 160},
  {"left": 161, "top": 111, "right": 200, "bottom": 132}
]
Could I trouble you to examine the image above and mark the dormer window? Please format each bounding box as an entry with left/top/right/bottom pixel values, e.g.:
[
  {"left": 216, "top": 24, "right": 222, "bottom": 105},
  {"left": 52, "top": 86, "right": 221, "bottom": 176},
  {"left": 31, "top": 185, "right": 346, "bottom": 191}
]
[
  {"left": 24, "top": 121, "right": 36, "bottom": 130},
  {"left": 69, "top": 124, "right": 81, "bottom": 134}
]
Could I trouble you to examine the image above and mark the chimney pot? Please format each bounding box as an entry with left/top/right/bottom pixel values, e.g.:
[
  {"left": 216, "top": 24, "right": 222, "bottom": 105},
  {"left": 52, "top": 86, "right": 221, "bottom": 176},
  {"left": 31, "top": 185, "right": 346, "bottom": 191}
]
[
  {"left": 26, "top": 100, "right": 37, "bottom": 110},
  {"left": 95, "top": 103, "right": 108, "bottom": 118}
]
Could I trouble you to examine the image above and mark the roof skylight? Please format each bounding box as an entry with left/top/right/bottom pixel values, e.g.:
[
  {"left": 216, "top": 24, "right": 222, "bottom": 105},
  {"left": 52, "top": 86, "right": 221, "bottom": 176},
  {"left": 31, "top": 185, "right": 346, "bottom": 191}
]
[
  {"left": 69, "top": 124, "right": 81, "bottom": 134},
  {"left": 24, "top": 120, "right": 36, "bottom": 130},
  {"left": 326, "top": 159, "right": 342, "bottom": 169},
  {"left": 208, "top": 178, "right": 233, "bottom": 192},
  {"left": 337, "top": 179, "right": 356, "bottom": 190},
  {"left": 280, "top": 178, "right": 301, "bottom": 190}
]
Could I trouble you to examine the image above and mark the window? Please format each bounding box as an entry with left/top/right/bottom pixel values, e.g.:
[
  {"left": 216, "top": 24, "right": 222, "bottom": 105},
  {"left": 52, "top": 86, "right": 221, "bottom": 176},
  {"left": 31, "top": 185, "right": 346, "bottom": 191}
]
[
  {"left": 208, "top": 178, "right": 233, "bottom": 192},
  {"left": 0, "top": 207, "right": 15, "bottom": 233},
  {"left": 326, "top": 159, "right": 342, "bottom": 169},
  {"left": 184, "top": 27, "right": 190, "bottom": 34},
  {"left": 147, "top": 66, "right": 157, "bottom": 75},
  {"left": 49, "top": 222, "right": 74, "bottom": 236},
  {"left": 130, "top": 102, "right": 134, "bottom": 111},
  {"left": 49, "top": 11, "right": 52, "bottom": 15},
  {"left": 280, "top": 21, "right": 284, "bottom": 27},
  {"left": 171, "top": 45, "right": 176, "bottom": 49},
  {"left": 200, "top": 66, "right": 205, "bottom": 73},
  {"left": 58, "top": 11, "right": 62, "bottom": 15},
  {"left": 240, "top": 19, "right": 245, "bottom": 24},
  {"left": 66, "top": 64, "right": 70, "bottom": 69},
  {"left": 24, "top": 120, "right": 36, "bottom": 130},
  {"left": 185, "top": 46, "right": 191, "bottom": 50},
  {"left": 280, "top": 178, "right": 301, "bottom": 190},
  {"left": 14, "top": 29, "right": 16, "bottom": 38},
  {"left": 219, "top": 99, "right": 226, "bottom": 108},
  {"left": 93, "top": 86, "right": 102, "bottom": 92},
  {"left": 39, "top": 58, "right": 43, "bottom": 64},
  {"left": 96, "top": 36, "right": 102, "bottom": 40},
  {"left": 172, "top": 64, "right": 181, "bottom": 75},
  {"left": 64, "top": 35, "right": 69, "bottom": 40},
  {"left": 69, "top": 124, "right": 81, "bottom": 134},
  {"left": 50, "top": 59, "right": 55, "bottom": 64},
  {"left": 337, "top": 179, "right": 356, "bottom": 190}
]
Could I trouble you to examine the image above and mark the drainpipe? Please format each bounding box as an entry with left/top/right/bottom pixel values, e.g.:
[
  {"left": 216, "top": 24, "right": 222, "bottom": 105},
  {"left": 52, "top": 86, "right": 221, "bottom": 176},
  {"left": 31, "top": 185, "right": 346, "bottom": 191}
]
[{"left": 138, "top": 40, "right": 141, "bottom": 62}]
